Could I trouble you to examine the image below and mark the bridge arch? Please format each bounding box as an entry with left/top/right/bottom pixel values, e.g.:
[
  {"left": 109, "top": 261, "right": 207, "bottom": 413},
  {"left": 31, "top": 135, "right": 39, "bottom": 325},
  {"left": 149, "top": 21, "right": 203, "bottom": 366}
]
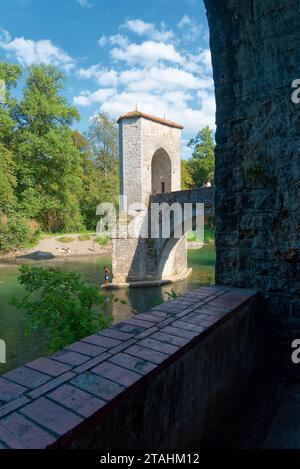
[{"left": 151, "top": 148, "right": 171, "bottom": 195}]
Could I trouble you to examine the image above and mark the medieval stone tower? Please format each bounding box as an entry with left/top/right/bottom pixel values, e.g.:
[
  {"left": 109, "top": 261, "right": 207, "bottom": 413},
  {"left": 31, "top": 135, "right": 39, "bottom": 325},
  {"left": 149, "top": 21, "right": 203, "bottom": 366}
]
[
  {"left": 117, "top": 111, "right": 183, "bottom": 208},
  {"left": 110, "top": 110, "right": 186, "bottom": 286}
]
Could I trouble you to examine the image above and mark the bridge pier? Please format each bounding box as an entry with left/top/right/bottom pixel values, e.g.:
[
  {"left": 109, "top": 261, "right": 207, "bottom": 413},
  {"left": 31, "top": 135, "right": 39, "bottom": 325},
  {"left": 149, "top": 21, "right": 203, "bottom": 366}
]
[{"left": 109, "top": 235, "right": 190, "bottom": 288}]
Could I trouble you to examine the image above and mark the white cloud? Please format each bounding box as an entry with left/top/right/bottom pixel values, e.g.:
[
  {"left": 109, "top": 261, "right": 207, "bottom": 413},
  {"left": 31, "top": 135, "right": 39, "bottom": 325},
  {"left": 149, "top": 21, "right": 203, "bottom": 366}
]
[
  {"left": 0, "top": 32, "right": 75, "bottom": 70},
  {"left": 73, "top": 88, "right": 116, "bottom": 107},
  {"left": 78, "top": 63, "right": 213, "bottom": 93},
  {"left": 0, "top": 28, "right": 11, "bottom": 43},
  {"left": 125, "top": 19, "right": 153, "bottom": 36},
  {"left": 111, "top": 40, "right": 182, "bottom": 65},
  {"left": 123, "top": 19, "right": 174, "bottom": 42},
  {"left": 99, "top": 90, "right": 215, "bottom": 134},
  {"left": 78, "top": 65, "right": 119, "bottom": 86},
  {"left": 76, "top": 17, "right": 215, "bottom": 137},
  {"left": 177, "top": 15, "right": 202, "bottom": 43},
  {"left": 191, "top": 48, "right": 212, "bottom": 73},
  {"left": 98, "top": 34, "right": 129, "bottom": 48},
  {"left": 76, "top": 0, "right": 92, "bottom": 7}
]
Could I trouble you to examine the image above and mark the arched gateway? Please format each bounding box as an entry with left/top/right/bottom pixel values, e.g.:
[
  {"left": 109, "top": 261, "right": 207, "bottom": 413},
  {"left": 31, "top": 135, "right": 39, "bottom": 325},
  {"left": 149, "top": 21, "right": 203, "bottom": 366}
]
[{"left": 151, "top": 148, "right": 172, "bottom": 194}]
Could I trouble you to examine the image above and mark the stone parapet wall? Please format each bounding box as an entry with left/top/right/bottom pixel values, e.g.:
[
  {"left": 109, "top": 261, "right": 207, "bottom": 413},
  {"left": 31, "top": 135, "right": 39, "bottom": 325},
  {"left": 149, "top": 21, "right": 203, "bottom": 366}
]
[{"left": 0, "top": 286, "right": 259, "bottom": 449}]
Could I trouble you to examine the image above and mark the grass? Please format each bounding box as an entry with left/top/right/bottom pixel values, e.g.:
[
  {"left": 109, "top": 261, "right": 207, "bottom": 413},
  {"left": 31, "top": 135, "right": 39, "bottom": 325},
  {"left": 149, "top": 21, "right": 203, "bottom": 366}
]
[
  {"left": 78, "top": 234, "right": 91, "bottom": 241},
  {"left": 41, "top": 230, "right": 96, "bottom": 239},
  {"left": 204, "top": 227, "right": 215, "bottom": 244},
  {"left": 95, "top": 236, "right": 110, "bottom": 246},
  {"left": 56, "top": 236, "right": 75, "bottom": 244},
  {"left": 187, "top": 226, "right": 215, "bottom": 244}
]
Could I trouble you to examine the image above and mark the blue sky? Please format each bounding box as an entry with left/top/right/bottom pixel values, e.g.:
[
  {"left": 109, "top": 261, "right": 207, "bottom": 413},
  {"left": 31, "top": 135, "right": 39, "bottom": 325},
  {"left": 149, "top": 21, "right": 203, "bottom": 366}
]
[{"left": 0, "top": 0, "right": 215, "bottom": 157}]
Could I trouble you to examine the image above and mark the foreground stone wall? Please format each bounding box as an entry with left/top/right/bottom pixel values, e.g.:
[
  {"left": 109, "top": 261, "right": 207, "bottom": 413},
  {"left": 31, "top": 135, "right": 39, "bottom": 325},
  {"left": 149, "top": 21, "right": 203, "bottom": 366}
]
[
  {"left": 204, "top": 0, "right": 300, "bottom": 378},
  {"left": 0, "top": 286, "right": 259, "bottom": 449}
]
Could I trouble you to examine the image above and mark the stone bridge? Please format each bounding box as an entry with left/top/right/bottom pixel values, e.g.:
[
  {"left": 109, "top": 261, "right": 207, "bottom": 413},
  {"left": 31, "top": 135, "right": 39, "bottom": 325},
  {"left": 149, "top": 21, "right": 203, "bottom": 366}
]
[
  {"left": 111, "top": 187, "right": 214, "bottom": 287},
  {"left": 151, "top": 187, "right": 214, "bottom": 219},
  {"left": 108, "top": 109, "right": 215, "bottom": 287}
]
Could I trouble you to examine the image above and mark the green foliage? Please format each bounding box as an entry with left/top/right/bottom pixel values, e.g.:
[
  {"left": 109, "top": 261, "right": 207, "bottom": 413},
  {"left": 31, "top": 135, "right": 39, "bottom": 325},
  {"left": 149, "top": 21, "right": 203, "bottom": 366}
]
[
  {"left": 77, "top": 114, "right": 119, "bottom": 230},
  {"left": 187, "top": 126, "right": 215, "bottom": 187},
  {"left": 0, "top": 62, "right": 22, "bottom": 145},
  {"left": 0, "top": 144, "right": 17, "bottom": 213},
  {"left": 11, "top": 265, "right": 112, "bottom": 351},
  {"left": 57, "top": 236, "right": 75, "bottom": 244},
  {"left": 164, "top": 289, "right": 179, "bottom": 301},
  {"left": 0, "top": 62, "right": 120, "bottom": 252},
  {"left": 186, "top": 231, "right": 198, "bottom": 242},
  {"left": 0, "top": 215, "right": 39, "bottom": 253},
  {"left": 78, "top": 234, "right": 91, "bottom": 241},
  {"left": 204, "top": 227, "right": 215, "bottom": 244},
  {"left": 88, "top": 113, "right": 118, "bottom": 175},
  {"left": 95, "top": 236, "right": 109, "bottom": 246},
  {"left": 181, "top": 159, "right": 193, "bottom": 189},
  {"left": 12, "top": 65, "right": 84, "bottom": 232}
]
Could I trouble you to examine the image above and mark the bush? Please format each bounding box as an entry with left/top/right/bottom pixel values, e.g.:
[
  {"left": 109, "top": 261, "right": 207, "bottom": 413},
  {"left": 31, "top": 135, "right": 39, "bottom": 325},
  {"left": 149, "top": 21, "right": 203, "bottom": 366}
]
[
  {"left": 78, "top": 234, "right": 91, "bottom": 241},
  {"left": 57, "top": 236, "right": 75, "bottom": 244},
  {"left": 0, "top": 214, "right": 39, "bottom": 253},
  {"left": 95, "top": 236, "right": 109, "bottom": 246},
  {"left": 11, "top": 266, "right": 112, "bottom": 351},
  {"left": 204, "top": 227, "right": 215, "bottom": 244}
]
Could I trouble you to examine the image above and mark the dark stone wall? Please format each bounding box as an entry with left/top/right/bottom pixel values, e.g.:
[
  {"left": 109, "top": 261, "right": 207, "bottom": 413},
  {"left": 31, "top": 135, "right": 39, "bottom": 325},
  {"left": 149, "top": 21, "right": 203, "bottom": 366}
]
[{"left": 204, "top": 0, "right": 300, "bottom": 378}]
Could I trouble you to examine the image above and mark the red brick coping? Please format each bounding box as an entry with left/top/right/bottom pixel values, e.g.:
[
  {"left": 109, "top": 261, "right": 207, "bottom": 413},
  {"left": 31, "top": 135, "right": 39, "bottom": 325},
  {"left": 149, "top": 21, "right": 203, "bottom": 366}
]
[
  {"left": 0, "top": 285, "right": 258, "bottom": 449},
  {"left": 117, "top": 110, "right": 184, "bottom": 129}
]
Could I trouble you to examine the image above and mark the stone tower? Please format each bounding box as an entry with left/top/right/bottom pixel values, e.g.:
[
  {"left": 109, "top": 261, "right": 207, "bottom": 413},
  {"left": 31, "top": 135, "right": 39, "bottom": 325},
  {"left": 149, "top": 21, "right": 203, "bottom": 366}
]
[
  {"left": 110, "top": 111, "right": 186, "bottom": 286},
  {"left": 117, "top": 111, "right": 183, "bottom": 208}
]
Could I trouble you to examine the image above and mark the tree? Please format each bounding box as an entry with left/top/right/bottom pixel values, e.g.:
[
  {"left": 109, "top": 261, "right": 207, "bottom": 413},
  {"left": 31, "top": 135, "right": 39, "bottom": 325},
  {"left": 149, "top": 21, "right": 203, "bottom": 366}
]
[
  {"left": 181, "top": 160, "right": 193, "bottom": 189},
  {"left": 0, "top": 64, "right": 21, "bottom": 215},
  {"left": 0, "top": 144, "right": 17, "bottom": 214},
  {"left": 0, "top": 62, "right": 22, "bottom": 147},
  {"left": 187, "top": 126, "right": 215, "bottom": 187},
  {"left": 88, "top": 113, "right": 118, "bottom": 176},
  {"left": 13, "top": 64, "right": 84, "bottom": 232},
  {"left": 75, "top": 114, "right": 119, "bottom": 230},
  {"left": 11, "top": 265, "right": 112, "bottom": 351}
]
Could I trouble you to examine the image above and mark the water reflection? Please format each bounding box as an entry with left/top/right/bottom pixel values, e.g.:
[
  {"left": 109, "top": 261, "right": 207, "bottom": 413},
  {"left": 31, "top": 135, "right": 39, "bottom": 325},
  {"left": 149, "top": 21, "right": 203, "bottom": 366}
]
[{"left": 0, "top": 246, "right": 215, "bottom": 374}]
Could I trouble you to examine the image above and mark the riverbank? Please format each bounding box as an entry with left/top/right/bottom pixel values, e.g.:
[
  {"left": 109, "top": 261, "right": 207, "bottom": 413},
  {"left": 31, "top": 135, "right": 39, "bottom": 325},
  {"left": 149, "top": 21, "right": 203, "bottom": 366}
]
[
  {"left": 0, "top": 230, "right": 215, "bottom": 262},
  {"left": 0, "top": 233, "right": 111, "bottom": 261}
]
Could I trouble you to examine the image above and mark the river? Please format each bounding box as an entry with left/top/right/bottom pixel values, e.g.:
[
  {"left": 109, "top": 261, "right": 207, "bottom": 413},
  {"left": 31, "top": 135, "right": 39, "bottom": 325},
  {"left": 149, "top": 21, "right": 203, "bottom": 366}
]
[{"left": 0, "top": 246, "right": 215, "bottom": 374}]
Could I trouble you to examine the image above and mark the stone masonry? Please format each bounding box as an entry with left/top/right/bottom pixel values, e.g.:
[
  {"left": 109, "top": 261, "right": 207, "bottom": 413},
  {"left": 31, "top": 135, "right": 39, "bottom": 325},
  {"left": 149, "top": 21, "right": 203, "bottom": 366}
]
[
  {"left": 204, "top": 0, "right": 300, "bottom": 378},
  {"left": 0, "top": 286, "right": 259, "bottom": 448},
  {"left": 117, "top": 111, "right": 182, "bottom": 208},
  {"left": 112, "top": 111, "right": 186, "bottom": 285}
]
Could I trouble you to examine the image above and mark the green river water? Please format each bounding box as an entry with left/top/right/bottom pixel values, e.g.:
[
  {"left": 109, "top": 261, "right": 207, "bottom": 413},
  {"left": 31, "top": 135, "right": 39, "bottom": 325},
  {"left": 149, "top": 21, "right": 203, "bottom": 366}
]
[{"left": 0, "top": 246, "right": 215, "bottom": 374}]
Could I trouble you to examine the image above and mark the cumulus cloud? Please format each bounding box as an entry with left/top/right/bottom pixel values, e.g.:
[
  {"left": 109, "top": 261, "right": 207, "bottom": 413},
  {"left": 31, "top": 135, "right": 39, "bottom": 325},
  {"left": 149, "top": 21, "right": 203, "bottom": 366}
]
[
  {"left": 0, "top": 31, "right": 75, "bottom": 70},
  {"left": 110, "top": 40, "right": 182, "bottom": 65},
  {"left": 75, "top": 17, "right": 215, "bottom": 135},
  {"left": 99, "top": 90, "right": 215, "bottom": 134},
  {"left": 122, "top": 19, "right": 174, "bottom": 42},
  {"left": 98, "top": 34, "right": 129, "bottom": 48},
  {"left": 73, "top": 88, "right": 116, "bottom": 107}
]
